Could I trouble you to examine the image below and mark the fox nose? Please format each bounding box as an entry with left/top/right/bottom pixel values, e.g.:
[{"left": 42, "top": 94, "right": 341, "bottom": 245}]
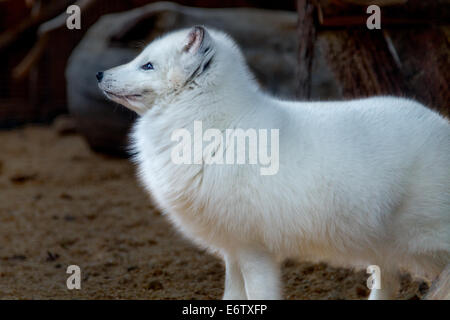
[{"left": 96, "top": 71, "right": 104, "bottom": 82}]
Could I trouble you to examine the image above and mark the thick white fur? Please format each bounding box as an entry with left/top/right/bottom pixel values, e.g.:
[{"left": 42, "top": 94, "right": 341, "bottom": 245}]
[{"left": 99, "top": 26, "right": 450, "bottom": 300}]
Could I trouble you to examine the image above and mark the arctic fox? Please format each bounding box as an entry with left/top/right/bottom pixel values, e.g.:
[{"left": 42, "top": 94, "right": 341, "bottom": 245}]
[{"left": 97, "top": 26, "right": 450, "bottom": 300}]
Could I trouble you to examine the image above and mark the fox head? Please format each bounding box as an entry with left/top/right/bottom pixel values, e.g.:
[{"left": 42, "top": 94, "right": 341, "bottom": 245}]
[{"left": 97, "top": 26, "right": 249, "bottom": 115}]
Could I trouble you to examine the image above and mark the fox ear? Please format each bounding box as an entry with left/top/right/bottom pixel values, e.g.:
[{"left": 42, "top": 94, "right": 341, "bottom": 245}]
[
  {"left": 183, "top": 25, "right": 211, "bottom": 55},
  {"left": 179, "top": 26, "right": 215, "bottom": 83}
]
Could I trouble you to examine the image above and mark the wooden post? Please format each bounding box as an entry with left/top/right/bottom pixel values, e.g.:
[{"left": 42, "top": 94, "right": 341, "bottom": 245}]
[
  {"left": 318, "top": 28, "right": 407, "bottom": 98},
  {"left": 296, "top": 0, "right": 316, "bottom": 99}
]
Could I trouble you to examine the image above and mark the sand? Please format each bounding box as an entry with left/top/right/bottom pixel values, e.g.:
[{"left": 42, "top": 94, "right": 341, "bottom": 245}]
[{"left": 0, "top": 119, "right": 428, "bottom": 299}]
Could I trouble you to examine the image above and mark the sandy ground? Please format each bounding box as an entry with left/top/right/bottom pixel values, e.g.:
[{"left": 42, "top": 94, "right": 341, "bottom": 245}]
[{"left": 0, "top": 119, "right": 429, "bottom": 299}]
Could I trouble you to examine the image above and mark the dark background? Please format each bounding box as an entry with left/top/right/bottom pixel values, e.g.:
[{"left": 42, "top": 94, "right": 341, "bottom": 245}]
[{"left": 1, "top": 0, "right": 448, "bottom": 130}]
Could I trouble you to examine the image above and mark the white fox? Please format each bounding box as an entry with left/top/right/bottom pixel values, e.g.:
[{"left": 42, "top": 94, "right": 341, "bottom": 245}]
[{"left": 98, "top": 26, "right": 450, "bottom": 300}]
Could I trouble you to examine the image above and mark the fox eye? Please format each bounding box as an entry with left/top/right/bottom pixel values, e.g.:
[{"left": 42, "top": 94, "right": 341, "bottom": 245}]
[{"left": 141, "top": 62, "right": 154, "bottom": 70}]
